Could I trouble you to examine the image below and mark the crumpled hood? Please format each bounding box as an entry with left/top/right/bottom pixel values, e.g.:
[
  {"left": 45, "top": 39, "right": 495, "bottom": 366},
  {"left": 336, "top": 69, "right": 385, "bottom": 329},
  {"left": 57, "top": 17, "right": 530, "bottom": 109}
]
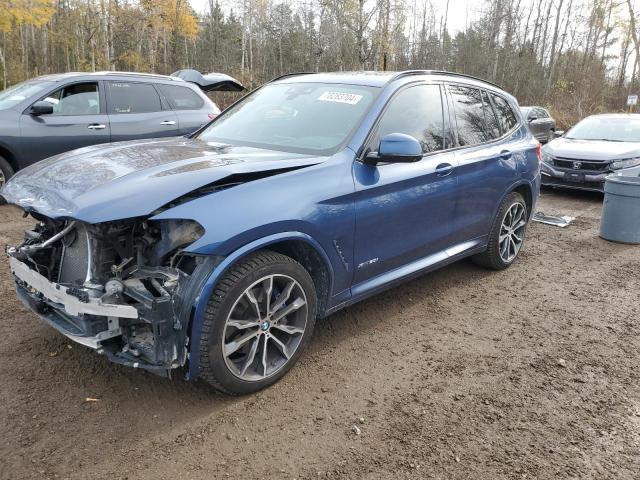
[
  {"left": 1, "top": 137, "right": 323, "bottom": 222},
  {"left": 544, "top": 138, "right": 640, "bottom": 161}
]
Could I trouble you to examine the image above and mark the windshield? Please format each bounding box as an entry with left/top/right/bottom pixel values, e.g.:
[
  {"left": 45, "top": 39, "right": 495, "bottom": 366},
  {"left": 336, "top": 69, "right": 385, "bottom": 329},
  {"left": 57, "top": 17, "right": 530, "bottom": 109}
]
[
  {"left": 197, "top": 82, "right": 379, "bottom": 155},
  {"left": 0, "top": 80, "right": 51, "bottom": 110},
  {"left": 565, "top": 116, "right": 640, "bottom": 142}
]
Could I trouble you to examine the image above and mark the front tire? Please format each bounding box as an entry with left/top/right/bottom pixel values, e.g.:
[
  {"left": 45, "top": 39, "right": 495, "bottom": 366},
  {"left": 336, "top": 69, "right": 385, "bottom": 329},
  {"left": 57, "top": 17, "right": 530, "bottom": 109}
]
[
  {"left": 198, "top": 250, "right": 317, "bottom": 395},
  {"left": 0, "top": 156, "right": 14, "bottom": 205},
  {"left": 473, "top": 191, "right": 528, "bottom": 270},
  {"left": 0, "top": 155, "right": 14, "bottom": 187}
]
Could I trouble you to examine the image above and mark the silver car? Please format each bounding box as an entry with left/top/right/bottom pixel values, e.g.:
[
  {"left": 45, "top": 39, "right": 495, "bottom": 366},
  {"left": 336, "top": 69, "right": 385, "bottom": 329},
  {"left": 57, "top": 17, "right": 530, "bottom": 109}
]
[{"left": 540, "top": 113, "right": 640, "bottom": 192}]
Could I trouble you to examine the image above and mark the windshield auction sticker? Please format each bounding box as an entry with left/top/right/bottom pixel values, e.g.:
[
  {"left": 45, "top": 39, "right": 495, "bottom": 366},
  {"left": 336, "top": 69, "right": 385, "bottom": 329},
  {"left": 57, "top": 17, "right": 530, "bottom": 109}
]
[{"left": 318, "top": 92, "right": 363, "bottom": 105}]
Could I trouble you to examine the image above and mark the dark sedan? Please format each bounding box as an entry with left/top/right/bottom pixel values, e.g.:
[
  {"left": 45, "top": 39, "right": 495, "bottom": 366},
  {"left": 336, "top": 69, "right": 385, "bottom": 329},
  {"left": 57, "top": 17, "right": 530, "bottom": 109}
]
[{"left": 521, "top": 106, "right": 556, "bottom": 143}]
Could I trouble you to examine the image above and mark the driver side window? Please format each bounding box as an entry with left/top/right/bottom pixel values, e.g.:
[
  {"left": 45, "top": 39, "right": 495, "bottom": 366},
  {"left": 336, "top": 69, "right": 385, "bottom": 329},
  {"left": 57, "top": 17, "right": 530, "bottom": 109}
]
[
  {"left": 42, "top": 82, "right": 100, "bottom": 116},
  {"left": 372, "top": 84, "right": 445, "bottom": 154}
]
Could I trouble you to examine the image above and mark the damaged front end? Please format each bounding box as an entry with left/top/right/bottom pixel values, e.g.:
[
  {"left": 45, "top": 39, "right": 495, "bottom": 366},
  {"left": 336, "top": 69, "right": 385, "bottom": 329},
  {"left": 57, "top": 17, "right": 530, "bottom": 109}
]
[{"left": 7, "top": 214, "right": 217, "bottom": 377}]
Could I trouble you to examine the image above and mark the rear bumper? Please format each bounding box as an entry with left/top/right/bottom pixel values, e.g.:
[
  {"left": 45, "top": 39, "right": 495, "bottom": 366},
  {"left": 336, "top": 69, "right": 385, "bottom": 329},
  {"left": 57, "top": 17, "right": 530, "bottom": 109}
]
[{"left": 540, "top": 162, "right": 606, "bottom": 192}]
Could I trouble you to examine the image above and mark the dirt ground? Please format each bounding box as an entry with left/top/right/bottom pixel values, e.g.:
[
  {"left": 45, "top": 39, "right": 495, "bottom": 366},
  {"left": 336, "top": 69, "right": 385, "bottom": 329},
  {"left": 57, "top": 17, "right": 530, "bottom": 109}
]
[{"left": 1, "top": 188, "right": 639, "bottom": 480}]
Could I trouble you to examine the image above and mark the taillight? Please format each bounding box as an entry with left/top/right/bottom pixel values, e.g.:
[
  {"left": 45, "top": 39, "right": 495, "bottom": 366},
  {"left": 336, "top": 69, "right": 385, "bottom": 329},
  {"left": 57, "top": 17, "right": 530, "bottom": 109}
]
[{"left": 208, "top": 113, "right": 217, "bottom": 120}]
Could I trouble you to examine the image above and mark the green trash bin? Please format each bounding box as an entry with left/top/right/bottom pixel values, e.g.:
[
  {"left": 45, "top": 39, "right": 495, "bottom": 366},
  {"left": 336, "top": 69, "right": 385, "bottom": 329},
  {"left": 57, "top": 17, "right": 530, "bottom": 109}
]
[{"left": 599, "top": 174, "right": 640, "bottom": 244}]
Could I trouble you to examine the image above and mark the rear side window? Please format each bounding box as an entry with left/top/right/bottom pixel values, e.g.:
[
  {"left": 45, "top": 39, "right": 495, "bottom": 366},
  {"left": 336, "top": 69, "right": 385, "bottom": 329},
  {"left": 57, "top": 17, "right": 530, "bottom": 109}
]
[
  {"left": 490, "top": 93, "right": 518, "bottom": 133},
  {"left": 449, "top": 85, "right": 494, "bottom": 146},
  {"left": 374, "top": 84, "right": 444, "bottom": 154},
  {"left": 108, "top": 82, "right": 162, "bottom": 114},
  {"left": 157, "top": 84, "right": 204, "bottom": 110},
  {"left": 482, "top": 90, "right": 501, "bottom": 140}
]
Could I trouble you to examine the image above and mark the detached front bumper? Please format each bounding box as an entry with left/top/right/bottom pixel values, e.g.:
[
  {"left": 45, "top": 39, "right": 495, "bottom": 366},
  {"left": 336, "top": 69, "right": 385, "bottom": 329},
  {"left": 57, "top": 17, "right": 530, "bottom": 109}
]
[{"left": 540, "top": 161, "right": 607, "bottom": 192}]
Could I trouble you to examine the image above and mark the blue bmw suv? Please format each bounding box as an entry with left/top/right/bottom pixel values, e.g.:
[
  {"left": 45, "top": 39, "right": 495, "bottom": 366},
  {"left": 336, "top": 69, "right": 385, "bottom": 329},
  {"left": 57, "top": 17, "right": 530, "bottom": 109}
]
[{"left": 2, "top": 71, "right": 540, "bottom": 394}]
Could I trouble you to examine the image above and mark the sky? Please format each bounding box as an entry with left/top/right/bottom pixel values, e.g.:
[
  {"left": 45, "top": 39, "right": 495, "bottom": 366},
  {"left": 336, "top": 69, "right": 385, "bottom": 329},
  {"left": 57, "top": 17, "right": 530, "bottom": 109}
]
[{"left": 187, "top": 0, "right": 487, "bottom": 34}]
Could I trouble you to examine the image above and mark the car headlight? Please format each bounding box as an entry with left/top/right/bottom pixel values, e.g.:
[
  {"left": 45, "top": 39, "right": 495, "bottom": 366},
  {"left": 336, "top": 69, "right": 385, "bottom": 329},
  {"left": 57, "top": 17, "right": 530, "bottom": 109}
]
[
  {"left": 541, "top": 150, "right": 554, "bottom": 164},
  {"left": 611, "top": 157, "right": 640, "bottom": 170}
]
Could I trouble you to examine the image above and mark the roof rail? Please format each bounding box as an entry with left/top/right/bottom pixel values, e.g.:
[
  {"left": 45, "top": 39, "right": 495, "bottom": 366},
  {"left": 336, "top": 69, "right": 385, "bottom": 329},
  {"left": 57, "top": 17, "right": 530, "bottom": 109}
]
[
  {"left": 388, "top": 70, "right": 502, "bottom": 89},
  {"left": 90, "top": 71, "right": 181, "bottom": 81},
  {"left": 268, "top": 72, "right": 317, "bottom": 83}
]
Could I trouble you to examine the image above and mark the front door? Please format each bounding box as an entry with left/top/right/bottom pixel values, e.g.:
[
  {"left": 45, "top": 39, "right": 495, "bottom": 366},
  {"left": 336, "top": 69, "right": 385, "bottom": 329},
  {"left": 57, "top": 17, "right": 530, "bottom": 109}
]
[
  {"left": 352, "top": 83, "right": 459, "bottom": 286},
  {"left": 19, "top": 81, "right": 110, "bottom": 166}
]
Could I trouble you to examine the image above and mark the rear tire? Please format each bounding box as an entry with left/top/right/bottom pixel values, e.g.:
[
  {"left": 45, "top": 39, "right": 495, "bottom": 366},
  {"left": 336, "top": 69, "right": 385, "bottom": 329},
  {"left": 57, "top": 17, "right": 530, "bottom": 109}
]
[
  {"left": 472, "top": 192, "right": 528, "bottom": 270},
  {"left": 198, "top": 250, "right": 317, "bottom": 395}
]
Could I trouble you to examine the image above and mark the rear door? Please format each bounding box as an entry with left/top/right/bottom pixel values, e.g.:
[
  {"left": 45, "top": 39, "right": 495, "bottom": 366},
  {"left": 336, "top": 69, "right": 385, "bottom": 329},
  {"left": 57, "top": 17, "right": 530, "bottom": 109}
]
[
  {"left": 106, "top": 81, "right": 179, "bottom": 142},
  {"left": 19, "top": 81, "right": 110, "bottom": 165},
  {"left": 352, "top": 83, "right": 459, "bottom": 285},
  {"left": 449, "top": 84, "right": 524, "bottom": 241},
  {"left": 156, "top": 83, "right": 215, "bottom": 135}
]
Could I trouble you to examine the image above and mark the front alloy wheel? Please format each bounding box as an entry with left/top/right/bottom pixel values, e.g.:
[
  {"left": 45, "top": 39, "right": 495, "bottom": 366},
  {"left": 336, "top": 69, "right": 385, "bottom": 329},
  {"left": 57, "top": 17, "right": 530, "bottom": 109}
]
[
  {"left": 199, "top": 251, "right": 317, "bottom": 395},
  {"left": 222, "top": 274, "right": 308, "bottom": 381}
]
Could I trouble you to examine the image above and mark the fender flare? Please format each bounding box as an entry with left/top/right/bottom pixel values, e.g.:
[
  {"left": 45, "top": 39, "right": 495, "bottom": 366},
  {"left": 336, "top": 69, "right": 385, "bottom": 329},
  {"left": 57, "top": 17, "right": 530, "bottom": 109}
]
[{"left": 186, "top": 231, "right": 334, "bottom": 380}]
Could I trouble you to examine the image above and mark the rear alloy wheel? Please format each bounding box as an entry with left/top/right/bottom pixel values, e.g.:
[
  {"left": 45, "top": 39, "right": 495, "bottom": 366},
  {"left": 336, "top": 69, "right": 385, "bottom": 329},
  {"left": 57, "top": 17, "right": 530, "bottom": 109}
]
[
  {"left": 199, "top": 251, "right": 317, "bottom": 395},
  {"left": 472, "top": 191, "right": 528, "bottom": 270},
  {"left": 498, "top": 202, "right": 527, "bottom": 263}
]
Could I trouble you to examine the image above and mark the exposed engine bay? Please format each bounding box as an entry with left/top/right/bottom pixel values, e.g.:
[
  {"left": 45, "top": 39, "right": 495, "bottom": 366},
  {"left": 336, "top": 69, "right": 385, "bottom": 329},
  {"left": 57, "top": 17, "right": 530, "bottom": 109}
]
[{"left": 7, "top": 213, "right": 216, "bottom": 376}]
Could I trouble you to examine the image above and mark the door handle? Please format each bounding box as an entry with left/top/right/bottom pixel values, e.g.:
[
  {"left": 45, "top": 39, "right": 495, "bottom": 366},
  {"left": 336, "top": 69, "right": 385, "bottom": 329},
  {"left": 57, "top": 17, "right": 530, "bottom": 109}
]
[
  {"left": 87, "top": 124, "right": 106, "bottom": 130},
  {"left": 500, "top": 150, "right": 512, "bottom": 160},
  {"left": 160, "top": 120, "right": 176, "bottom": 126},
  {"left": 435, "top": 163, "right": 454, "bottom": 176}
]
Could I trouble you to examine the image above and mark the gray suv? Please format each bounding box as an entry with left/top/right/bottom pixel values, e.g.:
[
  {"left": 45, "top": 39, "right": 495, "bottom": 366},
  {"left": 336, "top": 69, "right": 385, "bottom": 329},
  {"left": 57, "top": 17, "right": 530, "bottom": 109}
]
[
  {"left": 0, "top": 70, "right": 243, "bottom": 185},
  {"left": 521, "top": 106, "right": 556, "bottom": 144}
]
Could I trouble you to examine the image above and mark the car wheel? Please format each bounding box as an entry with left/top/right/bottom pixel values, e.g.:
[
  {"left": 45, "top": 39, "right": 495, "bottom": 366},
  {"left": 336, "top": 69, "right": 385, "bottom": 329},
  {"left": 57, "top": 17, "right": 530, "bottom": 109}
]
[
  {"left": 198, "top": 250, "right": 317, "bottom": 395},
  {"left": 0, "top": 155, "right": 14, "bottom": 204},
  {"left": 0, "top": 155, "right": 14, "bottom": 188},
  {"left": 472, "top": 191, "right": 528, "bottom": 270}
]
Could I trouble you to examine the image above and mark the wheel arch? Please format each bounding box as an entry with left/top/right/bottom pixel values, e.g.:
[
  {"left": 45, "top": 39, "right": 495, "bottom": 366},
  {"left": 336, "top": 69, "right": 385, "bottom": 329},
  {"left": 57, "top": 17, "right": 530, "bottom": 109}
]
[
  {"left": 511, "top": 183, "right": 534, "bottom": 219},
  {"left": 186, "top": 231, "right": 334, "bottom": 380}
]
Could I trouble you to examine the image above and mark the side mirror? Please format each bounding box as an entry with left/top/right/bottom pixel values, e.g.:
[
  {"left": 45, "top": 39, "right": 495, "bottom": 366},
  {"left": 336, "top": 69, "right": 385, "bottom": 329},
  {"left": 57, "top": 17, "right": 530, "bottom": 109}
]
[
  {"left": 30, "top": 101, "right": 53, "bottom": 116},
  {"left": 364, "top": 133, "right": 423, "bottom": 165},
  {"left": 553, "top": 130, "right": 565, "bottom": 138},
  {"left": 528, "top": 117, "right": 537, "bottom": 123}
]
